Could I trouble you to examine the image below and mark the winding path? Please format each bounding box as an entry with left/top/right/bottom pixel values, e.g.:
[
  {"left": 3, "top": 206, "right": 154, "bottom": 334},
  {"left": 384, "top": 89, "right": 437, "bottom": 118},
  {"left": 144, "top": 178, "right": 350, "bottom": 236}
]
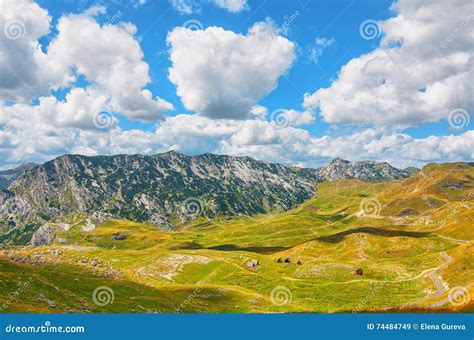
[
  {"left": 403, "top": 251, "right": 453, "bottom": 307},
  {"left": 429, "top": 251, "right": 452, "bottom": 297}
]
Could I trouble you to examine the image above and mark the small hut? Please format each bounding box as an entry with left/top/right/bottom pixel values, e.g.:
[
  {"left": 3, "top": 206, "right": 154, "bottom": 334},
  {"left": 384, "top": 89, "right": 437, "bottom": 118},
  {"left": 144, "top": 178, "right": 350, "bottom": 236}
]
[
  {"left": 355, "top": 268, "right": 364, "bottom": 276},
  {"left": 245, "top": 259, "right": 259, "bottom": 269}
]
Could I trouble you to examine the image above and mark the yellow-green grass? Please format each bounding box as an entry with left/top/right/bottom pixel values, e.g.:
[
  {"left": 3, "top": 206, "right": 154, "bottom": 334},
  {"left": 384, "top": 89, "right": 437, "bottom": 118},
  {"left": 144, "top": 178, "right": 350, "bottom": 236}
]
[{"left": 0, "top": 163, "right": 472, "bottom": 313}]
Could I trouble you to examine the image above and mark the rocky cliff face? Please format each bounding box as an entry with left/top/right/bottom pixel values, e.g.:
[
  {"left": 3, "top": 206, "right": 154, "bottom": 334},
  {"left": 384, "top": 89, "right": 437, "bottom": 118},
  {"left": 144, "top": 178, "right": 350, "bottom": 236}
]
[
  {"left": 4, "top": 152, "right": 320, "bottom": 229},
  {"left": 0, "top": 163, "right": 36, "bottom": 190},
  {"left": 0, "top": 153, "right": 417, "bottom": 239},
  {"left": 316, "top": 158, "right": 417, "bottom": 181}
]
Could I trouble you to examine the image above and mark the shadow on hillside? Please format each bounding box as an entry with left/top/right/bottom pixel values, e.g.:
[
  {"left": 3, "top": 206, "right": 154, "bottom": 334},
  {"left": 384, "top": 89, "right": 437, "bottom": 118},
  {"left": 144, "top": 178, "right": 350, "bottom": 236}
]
[
  {"left": 316, "top": 227, "right": 431, "bottom": 243},
  {"left": 175, "top": 227, "right": 431, "bottom": 254},
  {"left": 207, "top": 244, "right": 290, "bottom": 254},
  {"left": 175, "top": 241, "right": 289, "bottom": 254}
]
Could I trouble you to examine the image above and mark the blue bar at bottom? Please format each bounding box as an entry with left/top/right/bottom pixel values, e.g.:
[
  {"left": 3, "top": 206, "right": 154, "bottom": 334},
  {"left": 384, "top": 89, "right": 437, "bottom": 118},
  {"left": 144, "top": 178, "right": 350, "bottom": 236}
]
[{"left": 0, "top": 313, "right": 472, "bottom": 340}]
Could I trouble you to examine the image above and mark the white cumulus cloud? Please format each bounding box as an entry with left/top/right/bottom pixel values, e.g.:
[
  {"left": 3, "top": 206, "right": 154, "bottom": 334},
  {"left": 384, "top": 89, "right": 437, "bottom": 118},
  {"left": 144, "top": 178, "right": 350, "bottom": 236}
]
[
  {"left": 167, "top": 20, "right": 295, "bottom": 119},
  {"left": 213, "top": 0, "right": 248, "bottom": 13},
  {"left": 303, "top": 0, "right": 474, "bottom": 126},
  {"left": 170, "top": 0, "right": 248, "bottom": 15},
  {"left": 0, "top": 1, "right": 173, "bottom": 122},
  {"left": 154, "top": 114, "right": 473, "bottom": 168},
  {"left": 46, "top": 12, "right": 173, "bottom": 121}
]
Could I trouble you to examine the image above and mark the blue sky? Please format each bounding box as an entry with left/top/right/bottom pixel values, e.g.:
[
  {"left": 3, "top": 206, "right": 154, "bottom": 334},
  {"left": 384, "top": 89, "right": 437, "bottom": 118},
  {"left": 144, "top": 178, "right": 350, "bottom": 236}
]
[
  {"left": 38, "top": 0, "right": 393, "bottom": 135},
  {"left": 0, "top": 0, "right": 472, "bottom": 169}
]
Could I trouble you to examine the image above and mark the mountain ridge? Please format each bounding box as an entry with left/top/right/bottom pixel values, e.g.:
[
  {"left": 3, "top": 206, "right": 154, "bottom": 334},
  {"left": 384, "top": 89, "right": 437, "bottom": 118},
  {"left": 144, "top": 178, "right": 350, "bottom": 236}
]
[
  {"left": 2, "top": 151, "right": 418, "bottom": 185},
  {"left": 1, "top": 152, "right": 419, "bottom": 240},
  {"left": 0, "top": 163, "right": 37, "bottom": 190}
]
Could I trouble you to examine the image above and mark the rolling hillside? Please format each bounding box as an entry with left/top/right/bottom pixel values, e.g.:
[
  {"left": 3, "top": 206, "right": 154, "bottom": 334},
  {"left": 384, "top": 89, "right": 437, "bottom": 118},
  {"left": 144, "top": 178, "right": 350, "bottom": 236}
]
[{"left": 0, "top": 162, "right": 472, "bottom": 313}]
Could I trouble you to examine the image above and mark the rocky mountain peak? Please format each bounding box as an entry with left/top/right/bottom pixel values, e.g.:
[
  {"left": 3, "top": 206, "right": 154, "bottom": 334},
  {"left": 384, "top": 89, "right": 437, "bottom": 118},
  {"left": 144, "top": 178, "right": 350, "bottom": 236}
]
[
  {"left": 328, "top": 158, "right": 351, "bottom": 165},
  {"left": 2, "top": 153, "right": 321, "bottom": 232},
  {"left": 0, "top": 152, "right": 417, "bottom": 244},
  {"left": 317, "top": 158, "right": 415, "bottom": 181}
]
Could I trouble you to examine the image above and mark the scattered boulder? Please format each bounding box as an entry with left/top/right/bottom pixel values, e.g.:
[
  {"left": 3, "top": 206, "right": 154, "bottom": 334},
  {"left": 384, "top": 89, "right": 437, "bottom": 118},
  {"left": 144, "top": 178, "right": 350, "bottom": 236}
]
[
  {"left": 297, "top": 261, "right": 303, "bottom": 265},
  {"left": 81, "top": 219, "right": 96, "bottom": 232},
  {"left": 47, "top": 300, "right": 56, "bottom": 308},
  {"left": 284, "top": 258, "right": 291, "bottom": 264},
  {"left": 31, "top": 223, "right": 73, "bottom": 246},
  {"left": 398, "top": 208, "right": 416, "bottom": 216},
  {"left": 57, "top": 223, "right": 72, "bottom": 231},
  {"left": 112, "top": 232, "right": 127, "bottom": 241},
  {"left": 91, "top": 212, "right": 112, "bottom": 224},
  {"left": 277, "top": 258, "right": 283, "bottom": 263},
  {"left": 31, "top": 224, "right": 56, "bottom": 246}
]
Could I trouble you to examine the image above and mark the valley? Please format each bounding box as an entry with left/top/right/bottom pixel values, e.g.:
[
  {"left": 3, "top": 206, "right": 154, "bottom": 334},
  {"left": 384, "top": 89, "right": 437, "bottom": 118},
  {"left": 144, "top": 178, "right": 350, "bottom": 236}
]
[{"left": 0, "top": 161, "right": 472, "bottom": 313}]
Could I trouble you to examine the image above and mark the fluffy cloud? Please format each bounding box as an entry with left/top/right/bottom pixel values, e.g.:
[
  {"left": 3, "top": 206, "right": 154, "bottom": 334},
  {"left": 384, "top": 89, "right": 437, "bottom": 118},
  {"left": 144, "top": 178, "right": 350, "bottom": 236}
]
[
  {"left": 269, "top": 109, "right": 315, "bottom": 127},
  {"left": 0, "top": 1, "right": 172, "bottom": 122},
  {"left": 169, "top": 0, "right": 195, "bottom": 15},
  {"left": 0, "top": 0, "right": 66, "bottom": 101},
  {"left": 154, "top": 114, "right": 313, "bottom": 159},
  {"left": 1, "top": 101, "right": 472, "bottom": 170},
  {"left": 167, "top": 21, "right": 295, "bottom": 119},
  {"left": 170, "top": 0, "right": 248, "bottom": 15},
  {"left": 154, "top": 114, "right": 240, "bottom": 154},
  {"left": 306, "top": 129, "right": 474, "bottom": 168},
  {"left": 307, "top": 37, "right": 335, "bottom": 63},
  {"left": 46, "top": 12, "right": 173, "bottom": 121},
  {"left": 154, "top": 114, "right": 473, "bottom": 168},
  {"left": 1, "top": 0, "right": 472, "bottom": 171},
  {"left": 0, "top": 100, "right": 165, "bottom": 168},
  {"left": 304, "top": 0, "right": 473, "bottom": 125},
  {"left": 213, "top": 0, "right": 248, "bottom": 13},
  {"left": 37, "top": 87, "right": 113, "bottom": 130}
]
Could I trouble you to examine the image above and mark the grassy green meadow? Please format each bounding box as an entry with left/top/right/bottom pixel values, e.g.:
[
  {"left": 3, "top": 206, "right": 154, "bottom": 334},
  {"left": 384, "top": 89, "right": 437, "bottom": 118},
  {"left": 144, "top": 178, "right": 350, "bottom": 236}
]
[{"left": 1, "top": 163, "right": 472, "bottom": 313}]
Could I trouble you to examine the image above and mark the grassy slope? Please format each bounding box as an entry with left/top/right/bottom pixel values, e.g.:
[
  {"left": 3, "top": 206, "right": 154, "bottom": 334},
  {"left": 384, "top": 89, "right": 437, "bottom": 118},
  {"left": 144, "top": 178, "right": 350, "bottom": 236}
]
[{"left": 0, "top": 163, "right": 472, "bottom": 313}]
